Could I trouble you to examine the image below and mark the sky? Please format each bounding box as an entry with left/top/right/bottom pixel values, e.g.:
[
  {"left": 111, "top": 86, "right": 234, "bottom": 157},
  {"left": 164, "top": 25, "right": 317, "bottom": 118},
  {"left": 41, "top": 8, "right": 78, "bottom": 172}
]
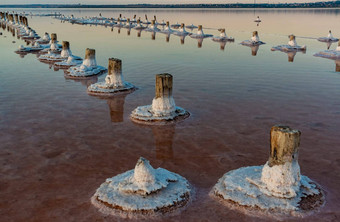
[{"left": 0, "top": 0, "right": 328, "bottom": 5}]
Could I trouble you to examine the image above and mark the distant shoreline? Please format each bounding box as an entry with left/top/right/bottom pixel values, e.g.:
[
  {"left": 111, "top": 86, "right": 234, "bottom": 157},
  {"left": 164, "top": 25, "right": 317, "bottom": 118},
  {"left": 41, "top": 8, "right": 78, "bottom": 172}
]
[{"left": 0, "top": 1, "right": 340, "bottom": 9}]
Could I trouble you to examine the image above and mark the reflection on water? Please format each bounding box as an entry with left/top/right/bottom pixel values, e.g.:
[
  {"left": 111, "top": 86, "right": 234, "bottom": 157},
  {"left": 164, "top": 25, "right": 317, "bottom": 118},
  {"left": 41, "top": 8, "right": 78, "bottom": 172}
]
[
  {"left": 106, "top": 93, "right": 128, "bottom": 123},
  {"left": 288, "top": 51, "right": 297, "bottom": 62},
  {"left": 1, "top": 8, "right": 340, "bottom": 222},
  {"left": 336, "top": 60, "right": 340, "bottom": 72},
  {"left": 152, "top": 125, "right": 175, "bottom": 160},
  {"left": 65, "top": 75, "right": 98, "bottom": 87}
]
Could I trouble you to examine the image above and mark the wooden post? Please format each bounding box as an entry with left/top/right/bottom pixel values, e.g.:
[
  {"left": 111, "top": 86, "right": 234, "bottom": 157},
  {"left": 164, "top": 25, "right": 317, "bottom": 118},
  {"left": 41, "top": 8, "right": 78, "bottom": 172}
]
[
  {"left": 198, "top": 25, "right": 202, "bottom": 31},
  {"left": 155, "top": 73, "right": 173, "bottom": 99},
  {"left": 151, "top": 20, "right": 155, "bottom": 26},
  {"left": 289, "top": 34, "right": 295, "bottom": 41},
  {"left": 50, "top": 33, "right": 57, "bottom": 43},
  {"left": 268, "top": 125, "right": 301, "bottom": 167},
  {"left": 166, "top": 21, "right": 169, "bottom": 27},
  {"left": 180, "top": 23, "right": 184, "bottom": 29},
  {"left": 14, "top": 14, "right": 18, "bottom": 24},
  {"left": 85, "top": 48, "right": 95, "bottom": 60},
  {"left": 62, "top": 41, "right": 69, "bottom": 50}
]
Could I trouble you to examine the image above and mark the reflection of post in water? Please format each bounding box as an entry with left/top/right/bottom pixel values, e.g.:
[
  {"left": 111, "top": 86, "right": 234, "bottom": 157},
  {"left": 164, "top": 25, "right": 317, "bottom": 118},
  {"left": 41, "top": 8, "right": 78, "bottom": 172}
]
[
  {"left": 137, "top": 29, "right": 141, "bottom": 37},
  {"left": 180, "top": 35, "right": 186, "bottom": 45},
  {"left": 287, "top": 51, "right": 297, "bottom": 62},
  {"left": 118, "top": 27, "right": 121, "bottom": 34},
  {"left": 68, "top": 76, "right": 98, "bottom": 87},
  {"left": 166, "top": 33, "right": 170, "bottom": 42},
  {"left": 251, "top": 45, "right": 259, "bottom": 56},
  {"left": 127, "top": 28, "right": 131, "bottom": 36},
  {"left": 326, "top": 42, "right": 332, "bottom": 50},
  {"left": 335, "top": 60, "right": 340, "bottom": 72},
  {"left": 151, "top": 125, "right": 175, "bottom": 160},
  {"left": 197, "top": 38, "right": 203, "bottom": 48},
  {"left": 220, "top": 41, "right": 226, "bottom": 51},
  {"left": 106, "top": 93, "right": 128, "bottom": 122},
  {"left": 151, "top": 32, "right": 156, "bottom": 40}
]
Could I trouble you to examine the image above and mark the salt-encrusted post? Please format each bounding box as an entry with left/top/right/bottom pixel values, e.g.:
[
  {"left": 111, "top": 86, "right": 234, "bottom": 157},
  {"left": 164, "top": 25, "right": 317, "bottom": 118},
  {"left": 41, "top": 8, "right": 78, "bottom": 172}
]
[
  {"left": 60, "top": 41, "right": 71, "bottom": 58},
  {"left": 14, "top": 14, "right": 18, "bottom": 24},
  {"left": 83, "top": 48, "right": 97, "bottom": 67},
  {"left": 106, "top": 58, "right": 123, "bottom": 87},
  {"left": 261, "top": 125, "right": 301, "bottom": 198},
  {"left": 198, "top": 25, "right": 202, "bottom": 32},
  {"left": 62, "top": 41, "right": 69, "bottom": 50}
]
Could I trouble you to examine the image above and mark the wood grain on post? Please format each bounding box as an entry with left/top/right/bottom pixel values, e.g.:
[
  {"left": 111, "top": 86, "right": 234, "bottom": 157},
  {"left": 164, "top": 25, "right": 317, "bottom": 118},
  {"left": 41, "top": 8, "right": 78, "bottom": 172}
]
[
  {"left": 151, "top": 20, "right": 155, "bottom": 25},
  {"left": 14, "top": 14, "right": 18, "bottom": 23},
  {"left": 289, "top": 34, "right": 295, "bottom": 41},
  {"left": 268, "top": 125, "right": 301, "bottom": 167},
  {"left": 108, "top": 58, "right": 122, "bottom": 76},
  {"left": 155, "top": 73, "right": 173, "bottom": 99},
  {"left": 198, "top": 25, "right": 202, "bottom": 31},
  {"left": 253, "top": 31, "right": 258, "bottom": 37},
  {"left": 62, "top": 41, "right": 69, "bottom": 50},
  {"left": 166, "top": 21, "right": 169, "bottom": 27},
  {"left": 180, "top": 23, "right": 184, "bottom": 29},
  {"left": 85, "top": 48, "right": 95, "bottom": 60},
  {"left": 51, "top": 33, "right": 57, "bottom": 42}
]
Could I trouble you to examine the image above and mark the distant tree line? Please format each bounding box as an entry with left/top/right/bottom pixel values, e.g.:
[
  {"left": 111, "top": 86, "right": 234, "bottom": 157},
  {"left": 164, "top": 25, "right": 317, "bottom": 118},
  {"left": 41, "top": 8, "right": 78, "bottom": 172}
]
[{"left": 1, "top": 1, "right": 340, "bottom": 8}]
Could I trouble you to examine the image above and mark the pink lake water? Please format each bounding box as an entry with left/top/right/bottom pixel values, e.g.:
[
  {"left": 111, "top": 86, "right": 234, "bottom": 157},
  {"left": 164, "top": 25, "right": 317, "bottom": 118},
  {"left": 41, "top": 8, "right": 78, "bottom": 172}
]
[{"left": 0, "top": 8, "right": 340, "bottom": 222}]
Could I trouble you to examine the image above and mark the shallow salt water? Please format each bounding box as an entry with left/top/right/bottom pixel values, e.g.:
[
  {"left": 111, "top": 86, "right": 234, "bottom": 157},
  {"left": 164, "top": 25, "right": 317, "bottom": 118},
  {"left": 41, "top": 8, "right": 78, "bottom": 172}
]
[{"left": 0, "top": 8, "right": 340, "bottom": 221}]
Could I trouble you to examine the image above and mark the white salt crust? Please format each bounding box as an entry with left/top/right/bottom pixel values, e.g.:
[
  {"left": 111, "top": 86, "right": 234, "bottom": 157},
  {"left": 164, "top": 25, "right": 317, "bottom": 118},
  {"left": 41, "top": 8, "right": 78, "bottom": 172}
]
[
  {"left": 66, "top": 58, "right": 106, "bottom": 77},
  {"left": 91, "top": 158, "right": 192, "bottom": 218},
  {"left": 317, "top": 37, "right": 339, "bottom": 42},
  {"left": 240, "top": 40, "right": 265, "bottom": 46},
  {"left": 54, "top": 56, "right": 83, "bottom": 68},
  {"left": 271, "top": 44, "right": 306, "bottom": 52},
  {"left": 314, "top": 50, "right": 340, "bottom": 59},
  {"left": 130, "top": 96, "right": 189, "bottom": 123},
  {"left": 212, "top": 165, "right": 321, "bottom": 212},
  {"left": 87, "top": 81, "right": 135, "bottom": 94}
]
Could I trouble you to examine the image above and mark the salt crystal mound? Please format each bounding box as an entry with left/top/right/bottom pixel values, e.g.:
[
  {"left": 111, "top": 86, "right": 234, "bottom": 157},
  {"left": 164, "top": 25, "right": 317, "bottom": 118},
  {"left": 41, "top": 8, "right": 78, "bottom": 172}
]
[
  {"left": 91, "top": 157, "right": 192, "bottom": 217},
  {"left": 87, "top": 77, "right": 135, "bottom": 95},
  {"left": 314, "top": 49, "right": 340, "bottom": 59},
  {"left": 240, "top": 40, "right": 265, "bottom": 46},
  {"left": 130, "top": 97, "right": 189, "bottom": 124},
  {"left": 212, "top": 29, "right": 234, "bottom": 42},
  {"left": 54, "top": 56, "right": 83, "bottom": 68},
  {"left": 212, "top": 165, "right": 322, "bottom": 213},
  {"left": 65, "top": 58, "right": 106, "bottom": 78},
  {"left": 318, "top": 37, "right": 339, "bottom": 42},
  {"left": 272, "top": 44, "right": 306, "bottom": 52},
  {"left": 15, "top": 43, "right": 43, "bottom": 53}
]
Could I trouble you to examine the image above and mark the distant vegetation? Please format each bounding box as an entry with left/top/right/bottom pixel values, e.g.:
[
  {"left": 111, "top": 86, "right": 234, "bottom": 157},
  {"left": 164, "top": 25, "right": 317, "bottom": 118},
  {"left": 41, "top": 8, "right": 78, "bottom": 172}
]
[{"left": 1, "top": 1, "right": 340, "bottom": 8}]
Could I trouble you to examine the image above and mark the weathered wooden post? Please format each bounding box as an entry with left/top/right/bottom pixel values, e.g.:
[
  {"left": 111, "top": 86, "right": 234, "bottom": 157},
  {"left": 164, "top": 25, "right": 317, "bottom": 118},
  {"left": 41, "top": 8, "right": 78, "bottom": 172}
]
[
  {"left": 131, "top": 73, "right": 189, "bottom": 123},
  {"left": 106, "top": 58, "right": 123, "bottom": 87},
  {"left": 83, "top": 48, "right": 97, "bottom": 67},
  {"left": 14, "top": 14, "right": 18, "bottom": 24},
  {"left": 60, "top": 41, "right": 71, "bottom": 58},
  {"left": 261, "top": 125, "right": 301, "bottom": 198}
]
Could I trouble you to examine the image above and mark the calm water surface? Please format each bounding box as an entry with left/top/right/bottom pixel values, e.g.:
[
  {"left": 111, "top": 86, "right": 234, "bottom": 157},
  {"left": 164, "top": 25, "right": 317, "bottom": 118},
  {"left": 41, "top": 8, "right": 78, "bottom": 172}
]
[{"left": 0, "top": 8, "right": 340, "bottom": 222}]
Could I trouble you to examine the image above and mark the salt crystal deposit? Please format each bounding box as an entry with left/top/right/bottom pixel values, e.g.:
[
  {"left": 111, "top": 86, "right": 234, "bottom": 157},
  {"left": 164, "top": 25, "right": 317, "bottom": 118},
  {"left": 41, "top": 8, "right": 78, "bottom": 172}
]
[
  {"left": 240, "top": 31, "right": 265, "bottom": 46},
  {"left": 314, "top": 40, "right": 340, "bottom": 59},
  {"left": 212, "top": 125, "right": 324, "bottom": 217},
  {"left": 271, "top": 34, "right": 306, "bottom": 52},
  {"left": 317, "top": 30, "right": 339, "bottom": 42},
  {"left": 91, "top": 157, "right": 192, "bottom": 218},
  {"left": 87, "top": 57, "right": 136, "bottom": 96},
  {"left": 189, "top": 25, "right": 213, "bottom": 38},
  {"left": 130, "top": 73, "right": 189, "bottom": 124},
  {"left": 65, "top": 48, "right": 106, "bottom": 78},
  {"left": 212, "top": 28, "right": 234, "bottom": 42}
]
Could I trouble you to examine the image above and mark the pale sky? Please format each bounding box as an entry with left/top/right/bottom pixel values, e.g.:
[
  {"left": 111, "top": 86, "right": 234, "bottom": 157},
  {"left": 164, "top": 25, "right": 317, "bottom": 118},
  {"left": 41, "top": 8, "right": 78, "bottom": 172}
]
[{"left": 0, "top": 0, "right": 328, "bottom": 5}]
